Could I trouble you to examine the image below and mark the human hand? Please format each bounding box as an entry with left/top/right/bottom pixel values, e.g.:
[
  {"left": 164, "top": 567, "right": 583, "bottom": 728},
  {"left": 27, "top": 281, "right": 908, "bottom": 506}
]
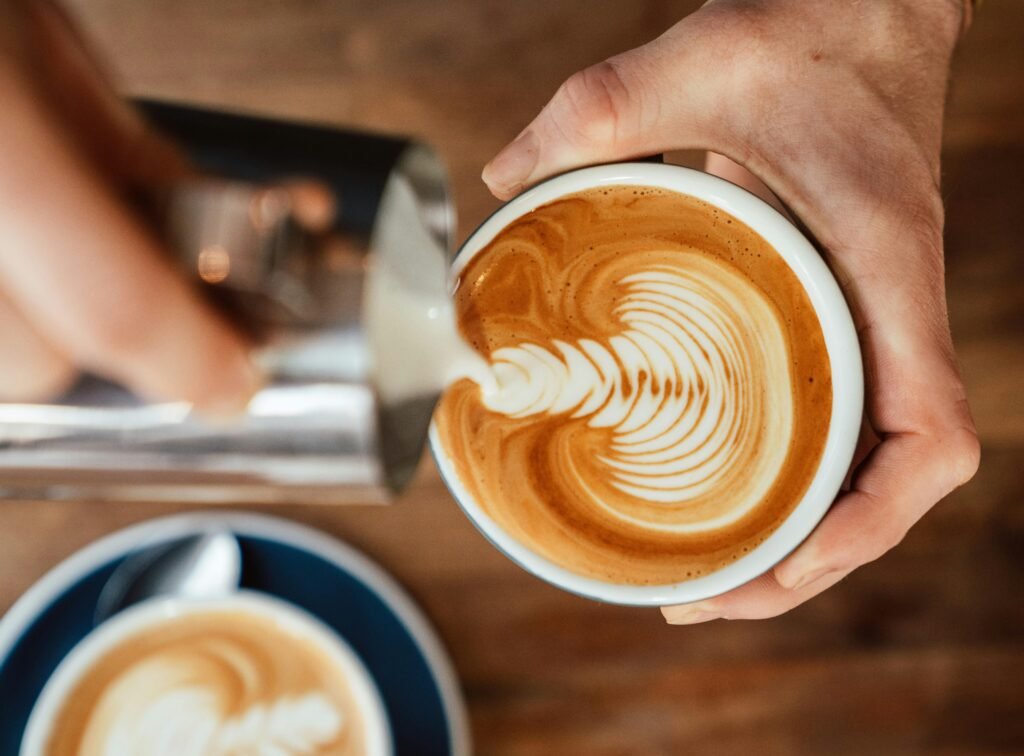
[
  {"left": 0, "top": 0, "right": 256, "bottom": 410},
  {"left": 481, "top": 0, "right": 980, "bottom": 621}
]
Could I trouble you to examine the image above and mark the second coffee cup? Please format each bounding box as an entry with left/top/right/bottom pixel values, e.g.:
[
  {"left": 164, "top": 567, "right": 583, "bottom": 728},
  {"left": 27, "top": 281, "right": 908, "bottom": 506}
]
[{"left": 21, "top": 591, "right": 392, "bottom": 756}]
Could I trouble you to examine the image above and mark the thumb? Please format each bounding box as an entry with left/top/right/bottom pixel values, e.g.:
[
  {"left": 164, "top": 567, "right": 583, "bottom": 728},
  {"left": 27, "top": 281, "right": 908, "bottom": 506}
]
[{"left": 482, "top": 47, "right": 715, "bottom": 199}]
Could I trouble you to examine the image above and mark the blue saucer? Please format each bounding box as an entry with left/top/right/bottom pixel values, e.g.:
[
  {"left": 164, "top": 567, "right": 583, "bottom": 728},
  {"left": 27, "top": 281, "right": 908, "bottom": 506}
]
[{"left": 0, "top": 512, "right": 470, "bottom": 755}]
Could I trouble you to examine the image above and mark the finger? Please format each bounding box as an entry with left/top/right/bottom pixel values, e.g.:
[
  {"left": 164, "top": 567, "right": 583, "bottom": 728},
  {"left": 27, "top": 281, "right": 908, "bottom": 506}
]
[
  {"left": 26, "top": 0, "right": 188, "bottom": 185},
  {"left": 661, "top": 568, "right": 852, "bottom": 624},
  {"left": 0, "top": 72, "right": 257, "bottom": 411},
  {"left": 704, "top": 152, "right": 789, "bottom": 216},
  {"left": 844, "top": 419, "right": 881, "bottom": 491},
  {"left": 773, "top": 223, "right": 981, "bottom": 590},
  {"left": 775, "top": 424, "right": 979, "bottom": 591},
  {"left": 0, "top": 287, "right": 75, "bottom": 401},
  {"left": 482, "top": 38, "right": 722, "bottom": 199}
]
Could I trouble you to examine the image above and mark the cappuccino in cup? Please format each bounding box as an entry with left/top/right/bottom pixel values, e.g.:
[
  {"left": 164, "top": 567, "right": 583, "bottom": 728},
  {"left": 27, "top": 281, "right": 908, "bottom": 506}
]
[
  {"left": 431, "top": 165, "right": 863, "bottom": 604},
  {"left": 21, "top": 593, "right": 391, "bottom": 756}
]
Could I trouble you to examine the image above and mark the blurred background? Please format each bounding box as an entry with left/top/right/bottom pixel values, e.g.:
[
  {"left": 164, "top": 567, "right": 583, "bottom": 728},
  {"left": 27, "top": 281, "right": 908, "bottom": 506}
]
[{"left": 2, "top": 0, "right": 1022, "bottom": 753}]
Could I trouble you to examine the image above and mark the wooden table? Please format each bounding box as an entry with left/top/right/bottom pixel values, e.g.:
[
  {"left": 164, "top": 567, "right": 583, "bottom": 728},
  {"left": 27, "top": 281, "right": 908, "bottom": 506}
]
[{"left": 3, "top": 1, "right": 1023, "bottom": 753}]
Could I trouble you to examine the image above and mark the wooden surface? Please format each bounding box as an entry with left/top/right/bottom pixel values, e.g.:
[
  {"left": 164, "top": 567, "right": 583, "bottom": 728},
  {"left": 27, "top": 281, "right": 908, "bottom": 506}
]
[{"left": 3, "top": 1, "right": 1024, "bottom": 753}]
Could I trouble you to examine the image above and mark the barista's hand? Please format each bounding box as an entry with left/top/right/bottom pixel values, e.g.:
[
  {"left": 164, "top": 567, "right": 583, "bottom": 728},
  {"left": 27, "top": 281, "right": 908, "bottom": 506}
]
[
  {"left": 0, "top": 0, "right": 256, "bottom": 409},
  {"left": 482, "top": 0, "right": 980, "bottom": 621}
]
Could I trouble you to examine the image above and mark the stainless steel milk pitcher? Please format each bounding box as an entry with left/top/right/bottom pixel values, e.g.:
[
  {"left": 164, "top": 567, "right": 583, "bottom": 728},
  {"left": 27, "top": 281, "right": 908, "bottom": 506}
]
[{"left": 0, "top": 101, "right": 454, "bottom": 503}]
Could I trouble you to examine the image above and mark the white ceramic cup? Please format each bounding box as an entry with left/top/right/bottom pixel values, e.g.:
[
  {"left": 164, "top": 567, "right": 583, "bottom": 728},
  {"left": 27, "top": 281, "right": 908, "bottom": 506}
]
[
  {"left": 429, "top": 162, "right": 864, "bottom": 606},
  {"left": 21, "top": 591, "right": 393, "bottom": 755}
]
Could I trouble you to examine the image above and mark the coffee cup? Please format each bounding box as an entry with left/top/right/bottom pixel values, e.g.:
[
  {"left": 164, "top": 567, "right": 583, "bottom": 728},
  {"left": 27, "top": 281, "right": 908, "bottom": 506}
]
[
  {"left": 430, "top": 163, "right": 863, "bottom": 606},
  {"left": 21, "top": 591, "right": 392, "bottom": 755}
]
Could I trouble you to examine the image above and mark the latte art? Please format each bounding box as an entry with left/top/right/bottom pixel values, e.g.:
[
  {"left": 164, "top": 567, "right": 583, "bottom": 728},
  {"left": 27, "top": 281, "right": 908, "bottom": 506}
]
[
  {"left": 435, "top": 186, "right": 833, "bottom": 584},
  {"left": 43, "top": 608, "right": 370, "bottom": 756},
  {"left": 76, "top": 645, "right": 343, "bottom": 754},
  {"left": 483, "top": 258, "right": 794, "bottom": 530}
]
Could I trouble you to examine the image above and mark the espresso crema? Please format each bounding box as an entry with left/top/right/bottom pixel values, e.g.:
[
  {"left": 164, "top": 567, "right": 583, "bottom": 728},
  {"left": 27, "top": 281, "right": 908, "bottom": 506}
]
[
  {"left": 434, "top": 186, "right": 832, "bottom": 584},
  {"left": 44, "top": 609, "right": 369, "bottom": 755}
]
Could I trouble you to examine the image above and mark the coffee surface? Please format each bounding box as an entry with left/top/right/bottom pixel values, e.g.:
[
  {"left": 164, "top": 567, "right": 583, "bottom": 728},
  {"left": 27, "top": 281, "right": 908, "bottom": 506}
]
[
  {"left": 45, "top": 608, "right": 368, "bottom": 755},
  {"left": 434, "top": 185, "right": 832, "bottom": 584}
]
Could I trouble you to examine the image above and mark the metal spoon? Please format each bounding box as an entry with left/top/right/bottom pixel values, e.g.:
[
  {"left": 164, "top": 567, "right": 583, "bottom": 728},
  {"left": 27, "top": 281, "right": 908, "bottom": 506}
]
[{"left": 94, "top": 528, "right": 242, "bottom": 626}]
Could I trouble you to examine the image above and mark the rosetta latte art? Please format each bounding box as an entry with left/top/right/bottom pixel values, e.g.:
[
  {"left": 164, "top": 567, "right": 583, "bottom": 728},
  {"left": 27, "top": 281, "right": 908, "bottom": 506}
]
[
  {"left": 435, "top": 186, "right": 833, "bottom": 585},
  {"left": 45, "top": 610, "right": 367, "bottom": 756},
  {"left": 483, "top": 257, "right": 793, "bottom": 531}
]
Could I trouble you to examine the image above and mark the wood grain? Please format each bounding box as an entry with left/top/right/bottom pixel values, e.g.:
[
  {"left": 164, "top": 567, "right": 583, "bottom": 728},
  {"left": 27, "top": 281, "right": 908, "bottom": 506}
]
[{"left": 2, "top": 1, "right": 1022, "bottom": 753}]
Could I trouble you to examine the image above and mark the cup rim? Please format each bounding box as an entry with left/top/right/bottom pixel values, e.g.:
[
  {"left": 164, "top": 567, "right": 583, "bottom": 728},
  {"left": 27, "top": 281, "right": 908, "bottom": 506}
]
[
  {"left": 429, "top": 162, "right": 864, "bottom": 606},
  {"left": 20, "top": 590, "right": 393, "bottom": 756}
]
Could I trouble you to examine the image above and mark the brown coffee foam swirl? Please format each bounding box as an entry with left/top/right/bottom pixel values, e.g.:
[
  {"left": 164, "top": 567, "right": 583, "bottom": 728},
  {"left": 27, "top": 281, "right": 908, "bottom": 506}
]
[
  {"left": 435, "top": 186, "right": 832, "bottom": 585},
  {"left": 44, "top": 609, "right": 366, "bottom": 756}
]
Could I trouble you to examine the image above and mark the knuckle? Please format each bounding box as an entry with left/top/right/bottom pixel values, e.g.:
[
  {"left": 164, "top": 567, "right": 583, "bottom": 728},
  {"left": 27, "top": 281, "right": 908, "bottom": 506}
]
[
  {"left": 842, "top": 521, "right": 905, "bottom": 568},
  {"left": 948, "top": 427, "right": 982, "bottom": 488},
  {"left": 845, "top": 526, "right": 906, "bottom": 570},
  {"left": 851, "top": 497, "right": 910, "bottom": 566},
  {"left": 866, "top": 188, "right": 945, "bottom": 256},
  {"left": 556, "top": 59, "right": 635, "bottom": 148},
  {"left": 904, "top": 194, "right": 945, "bottom": 258},
  {"left": 877, "top": 524, "right": 909, "bottom": 558}
]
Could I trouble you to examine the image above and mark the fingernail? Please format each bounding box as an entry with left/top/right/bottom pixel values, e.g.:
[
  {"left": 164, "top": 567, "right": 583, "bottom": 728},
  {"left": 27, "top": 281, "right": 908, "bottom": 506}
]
[
  {"left": 790, "top": 567, "right": 833, "bottom": 592},
  {"left": 482, "top": 129, "right": 539, "bottom": 197},
  {"left": 662, "top": 607, "right": 719, "bottom": 625}
]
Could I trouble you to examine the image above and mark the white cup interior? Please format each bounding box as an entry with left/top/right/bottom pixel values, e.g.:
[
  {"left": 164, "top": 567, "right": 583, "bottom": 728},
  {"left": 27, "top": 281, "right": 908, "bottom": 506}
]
[
  {"left": 21, "top": 591, "right": 392, "bottom": 755},
  {"left": 429, "top": 162, "right": 864, "bottom": 606}
]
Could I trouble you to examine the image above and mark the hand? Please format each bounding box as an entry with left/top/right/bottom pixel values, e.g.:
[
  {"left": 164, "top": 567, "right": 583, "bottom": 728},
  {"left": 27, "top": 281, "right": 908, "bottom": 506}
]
[
  {"left": 0, "top": 0, "right": 256, "bottom": 410},
  {"left": 481, "top": 0, "right": 980, "bottom": 621}
]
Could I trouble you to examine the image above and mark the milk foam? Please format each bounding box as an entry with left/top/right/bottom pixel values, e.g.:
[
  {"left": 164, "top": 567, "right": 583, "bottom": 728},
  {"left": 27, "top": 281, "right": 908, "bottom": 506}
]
[
  {"left": 367, "top": 173, "right": 495, "bottom": 404},
  {"left": 39, "top": 606, "right": 374, "bottom": 756},
  {"left": 481, "top": 257, "right": 793, "bottom": 531},
  {"left": 80, "top": 650, "right": 344, "bottom": 755}
]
